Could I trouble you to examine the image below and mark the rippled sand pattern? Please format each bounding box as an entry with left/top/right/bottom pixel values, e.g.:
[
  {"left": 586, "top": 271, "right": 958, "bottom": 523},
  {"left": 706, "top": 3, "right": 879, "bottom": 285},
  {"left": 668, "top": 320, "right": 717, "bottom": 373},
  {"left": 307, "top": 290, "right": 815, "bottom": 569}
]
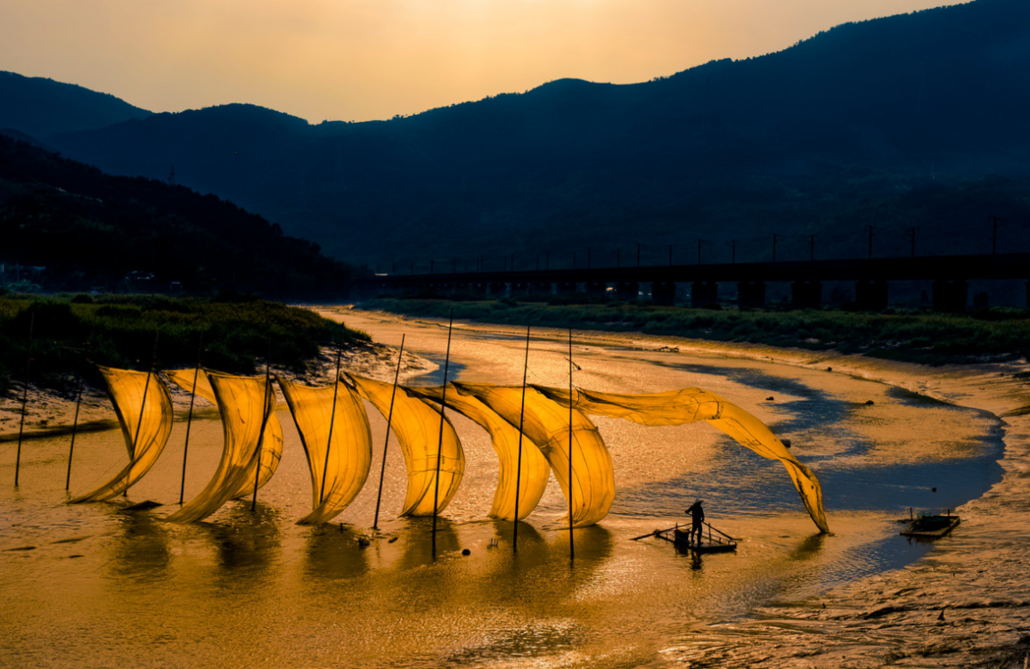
[{"left": 0, "top": 308, "right": 1013, "bottom": 668}]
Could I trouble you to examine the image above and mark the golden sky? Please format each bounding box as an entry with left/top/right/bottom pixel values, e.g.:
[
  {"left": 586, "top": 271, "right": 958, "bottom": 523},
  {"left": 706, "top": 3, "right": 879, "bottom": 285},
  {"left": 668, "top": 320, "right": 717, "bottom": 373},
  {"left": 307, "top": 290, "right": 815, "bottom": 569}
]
[{"left": 1, "top": 0, "right": 965, "bottom": 122}]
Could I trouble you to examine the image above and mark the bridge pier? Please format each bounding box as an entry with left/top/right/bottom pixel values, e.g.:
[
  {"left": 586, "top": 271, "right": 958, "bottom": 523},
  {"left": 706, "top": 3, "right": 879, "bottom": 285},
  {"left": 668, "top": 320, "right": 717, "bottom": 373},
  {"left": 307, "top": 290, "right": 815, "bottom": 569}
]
[
  {"left": 489, "top": 281, "right": 508, "bottom": 298},
  {"left": 585, "top": 281, "right": 607, "bottom": 299},
  {"left": 737, "top": 281, "right": 766, "bottom": 310},
  {"left": 615, "top": 282, "right": 639, "bottom": 302},
  {"left": 932, "top": 279, "right": 968, "bottom": 312},
  {"left": 792, "top": 280, "right": 822, "bottom": 310},
  {"left": 651, "top": 282, "right": 676, "bottom": 306},
  {"left": 557, "top": 281, "right": 577, "bottom": 295},
  {"left": 691, "top": 281, "right": 719, "bottom": 309},
  {"left": 530, "top": 281, "right": 552, "bottom": 297},
  {"left": 854, "top": 280, "right": 889, "bottom": 311}
]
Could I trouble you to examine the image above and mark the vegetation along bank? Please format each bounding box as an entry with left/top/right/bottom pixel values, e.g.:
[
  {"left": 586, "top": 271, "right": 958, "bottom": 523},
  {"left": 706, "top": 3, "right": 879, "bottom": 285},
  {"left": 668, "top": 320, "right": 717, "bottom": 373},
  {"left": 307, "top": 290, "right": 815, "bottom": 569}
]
[{"left": 358, "top": 296, "right": 1030, "bottom": 366}]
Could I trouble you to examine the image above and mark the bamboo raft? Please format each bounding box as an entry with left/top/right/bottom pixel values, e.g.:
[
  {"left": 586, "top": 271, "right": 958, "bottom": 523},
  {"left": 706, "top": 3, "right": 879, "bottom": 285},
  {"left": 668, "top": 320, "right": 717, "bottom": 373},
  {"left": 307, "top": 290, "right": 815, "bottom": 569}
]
[
  {"left": 899, "top": 513, "right": 960, "bottom": 539},
  {"left": 644, "top": 521, "right": 738, "bottom": 554}
]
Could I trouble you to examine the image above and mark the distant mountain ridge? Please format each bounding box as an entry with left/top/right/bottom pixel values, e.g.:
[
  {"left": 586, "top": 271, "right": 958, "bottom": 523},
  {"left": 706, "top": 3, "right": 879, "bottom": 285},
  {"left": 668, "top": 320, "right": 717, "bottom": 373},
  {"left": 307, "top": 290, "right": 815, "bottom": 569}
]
[
  {"left": 0, "top": 134, "right": 358, "bottom": 296},
  {"left": 0, "top": 71, "right": 151, "bottom": 139},
  {"left": 3, "top": 0, "right": 1029, "bottom": 267}
]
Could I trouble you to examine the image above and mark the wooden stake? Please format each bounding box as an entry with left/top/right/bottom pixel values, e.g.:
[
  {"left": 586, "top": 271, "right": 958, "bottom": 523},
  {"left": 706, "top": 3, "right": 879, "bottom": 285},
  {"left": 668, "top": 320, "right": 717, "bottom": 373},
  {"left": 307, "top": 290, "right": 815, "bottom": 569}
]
[
  {"left": 319, "top": 325, "right": 345, "bottom": 507},
  {"left": 14, "top": 312, "right": 34, "bottom": 487},
  {"left": 126, "top": 330, "right": 159, "bottom": 496},
  {"left": 372, "top": 334, "right": 405, "bottom": 531},
  {"left": 66, "top": 320, "right": 95, "bottom": 491},
  {"left": 432, "top": 309, "right": 455, "bottom": 558},
  {"left": 568, "top": 327, "right": 574, "bottom": 561},
  {"left": 178, "top": 331, "right": 203, "bottom": 505},
  {"left": 513, "top": 323, "right": 531, "bottom": 554},
  {"left": 251, "top": 339, "right": 272, "bottom": 512}
]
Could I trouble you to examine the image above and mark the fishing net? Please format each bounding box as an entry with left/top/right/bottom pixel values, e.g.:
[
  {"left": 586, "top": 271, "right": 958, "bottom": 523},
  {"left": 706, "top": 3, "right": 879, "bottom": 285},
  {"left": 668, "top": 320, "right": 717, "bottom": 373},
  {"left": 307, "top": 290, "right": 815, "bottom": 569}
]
[
  {"left": 533, "top": 386, "right": 830, "bottom": 533},
  {"left": 348, "top": 375, "right": 465, "bottom": 517},
  {"left": 70, "top": 366, "right": 174, "bottom": 502},
  {"left": 407, "top": 386, "right": 550, "bottom": 521},
  {"left": 278, "top": 377, "right": 372, "bottom": 524}
]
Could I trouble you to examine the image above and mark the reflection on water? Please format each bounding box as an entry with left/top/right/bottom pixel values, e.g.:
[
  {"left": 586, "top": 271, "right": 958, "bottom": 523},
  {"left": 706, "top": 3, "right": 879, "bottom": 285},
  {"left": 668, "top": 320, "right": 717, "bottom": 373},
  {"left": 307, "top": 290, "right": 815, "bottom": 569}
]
[
  {"left": 205, "top": 503, "right": 282, "bottom": 573},
  {"left": 303, "top": 524, "right": 370, "bottom": 581},
  {"left": 0, "top": 311, "right": 1009, "bottom": 668},
  {"left": 108, "top": 510, "right": 170, "bottom": 581}
]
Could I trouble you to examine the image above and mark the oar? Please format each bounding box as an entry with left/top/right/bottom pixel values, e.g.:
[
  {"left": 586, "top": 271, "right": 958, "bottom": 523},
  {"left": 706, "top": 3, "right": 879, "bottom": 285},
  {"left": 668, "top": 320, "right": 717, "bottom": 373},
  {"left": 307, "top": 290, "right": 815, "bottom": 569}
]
[{"left": 632, "top": 525, "right": 679, "bottom": 541}]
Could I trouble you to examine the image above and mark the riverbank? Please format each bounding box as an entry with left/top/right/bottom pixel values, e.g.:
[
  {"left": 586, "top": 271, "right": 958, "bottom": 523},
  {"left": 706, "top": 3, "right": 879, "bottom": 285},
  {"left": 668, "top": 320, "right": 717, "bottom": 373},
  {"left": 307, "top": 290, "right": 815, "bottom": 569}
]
[
  {"left": 340, "top": 305, "right": 1030, "bottom": 668},
  {"left": 358, "top": 296, "right": 1030, "bottom": 366}
]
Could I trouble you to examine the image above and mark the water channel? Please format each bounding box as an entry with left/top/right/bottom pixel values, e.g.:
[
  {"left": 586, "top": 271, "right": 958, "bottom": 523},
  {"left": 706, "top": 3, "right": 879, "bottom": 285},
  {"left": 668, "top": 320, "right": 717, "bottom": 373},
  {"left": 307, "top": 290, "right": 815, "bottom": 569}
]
[{"left": 0, "top": 308, "right": 1004, "bottom": 668}]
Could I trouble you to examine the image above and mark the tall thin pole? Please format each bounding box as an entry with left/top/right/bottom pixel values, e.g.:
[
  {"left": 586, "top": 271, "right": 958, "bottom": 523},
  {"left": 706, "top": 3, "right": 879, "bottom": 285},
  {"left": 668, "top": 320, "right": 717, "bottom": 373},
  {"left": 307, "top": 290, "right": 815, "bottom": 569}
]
[
  {"left": 126, "top": 330, "right": 159, "bottom": 496},
  {"left": 568, "top": 328, "right": 574, "bottom": 561},
  {"left": 319, "top": 325, "right": 345, "bottom": 506},
  {"left": 65, "top": 361, "right": 85, "bottom": 492},
  {"left": 372, "top": 334, "right": 405, "bottom": 530},
  {"left": 513, "top": 324, "right": 531, "bottom": 554},
  {"left": 178, "top": 331, "right": 203, "bottom": 504},
  {"left": 432, "top": 310, "right": 455, "bottom": 557},
  {"left": 251, "top": 339, "right": 272, "bottom": 512},
  {"left": 14, "top": 312, "right": 34, "bottom": 487},
  {"left": 65, "top": 321, "right": 94, "bottom": 492}
]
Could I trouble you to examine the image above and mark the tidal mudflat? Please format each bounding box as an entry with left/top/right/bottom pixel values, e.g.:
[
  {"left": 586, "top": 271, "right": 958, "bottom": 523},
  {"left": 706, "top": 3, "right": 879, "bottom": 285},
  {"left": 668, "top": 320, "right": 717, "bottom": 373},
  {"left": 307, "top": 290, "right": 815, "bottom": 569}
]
[{"left": 0, "top": 307, "right": 1022, "bottom": 668}]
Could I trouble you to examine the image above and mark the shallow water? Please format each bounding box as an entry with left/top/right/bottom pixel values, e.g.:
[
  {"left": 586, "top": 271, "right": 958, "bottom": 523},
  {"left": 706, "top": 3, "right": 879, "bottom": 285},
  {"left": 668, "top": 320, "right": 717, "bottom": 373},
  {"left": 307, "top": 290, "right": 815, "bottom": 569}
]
[{"left": 0, "top": 310, "right": 1005, "bottom": 668}]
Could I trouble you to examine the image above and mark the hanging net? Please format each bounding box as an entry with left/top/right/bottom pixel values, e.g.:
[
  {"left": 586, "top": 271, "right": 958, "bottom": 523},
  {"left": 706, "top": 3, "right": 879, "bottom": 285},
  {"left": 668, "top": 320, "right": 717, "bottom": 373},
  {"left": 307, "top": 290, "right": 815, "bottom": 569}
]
[
  {"left": 452, "top": 383, "right": 615, "bottom": 528},
  {"left": 70, "top": 366, "right": 174, "bottom": 503},
  {"left": 532, "top": 386, "right": 830, "bottom": 533},
  {"left": 407, "top": 386, "right": 550, "bottom": 521},
  {"left": 278, "top": 377, "right": 373, "bottom": 524},
  {"left": 165, "top": 371, "right": 281, "bottom": 523},
  {"left": 348, "top": 374, "right": 465, "bottom": 517},
  {"left": 164, "top": 367, "right": 284, "bottom": 500}
]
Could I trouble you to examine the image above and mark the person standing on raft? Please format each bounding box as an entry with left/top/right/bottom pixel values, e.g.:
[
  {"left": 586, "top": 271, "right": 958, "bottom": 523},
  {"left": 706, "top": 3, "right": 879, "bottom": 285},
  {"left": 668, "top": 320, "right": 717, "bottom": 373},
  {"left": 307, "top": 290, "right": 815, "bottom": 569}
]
[{"left": 686, "top": 500, "right": 705, "bottom": 544}]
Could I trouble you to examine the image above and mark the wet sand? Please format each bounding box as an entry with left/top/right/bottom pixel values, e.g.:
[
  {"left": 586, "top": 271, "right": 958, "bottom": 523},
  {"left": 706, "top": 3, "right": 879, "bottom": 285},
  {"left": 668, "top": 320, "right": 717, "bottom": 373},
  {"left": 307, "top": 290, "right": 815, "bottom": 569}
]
[
  {"left": 333, "top": 307, "right": 1030, "bottom": 668},
  {"left": 2, "top": 307, "right": 1027, "bottom": 667}
]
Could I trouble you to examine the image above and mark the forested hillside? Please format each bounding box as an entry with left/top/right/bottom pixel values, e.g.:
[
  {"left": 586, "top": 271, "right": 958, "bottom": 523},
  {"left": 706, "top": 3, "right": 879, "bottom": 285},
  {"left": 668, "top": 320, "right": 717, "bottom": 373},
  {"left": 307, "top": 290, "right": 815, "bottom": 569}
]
[{"left": 0, "top": 135, "right": 361, "bottom": 295}]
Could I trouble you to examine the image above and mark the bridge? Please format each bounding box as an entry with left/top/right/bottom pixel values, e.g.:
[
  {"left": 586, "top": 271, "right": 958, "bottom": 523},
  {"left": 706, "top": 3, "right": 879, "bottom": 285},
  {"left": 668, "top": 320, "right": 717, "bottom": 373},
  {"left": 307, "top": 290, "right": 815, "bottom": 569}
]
[{"left": 359, "top": 252, "right": 1030, "bottom": 311}]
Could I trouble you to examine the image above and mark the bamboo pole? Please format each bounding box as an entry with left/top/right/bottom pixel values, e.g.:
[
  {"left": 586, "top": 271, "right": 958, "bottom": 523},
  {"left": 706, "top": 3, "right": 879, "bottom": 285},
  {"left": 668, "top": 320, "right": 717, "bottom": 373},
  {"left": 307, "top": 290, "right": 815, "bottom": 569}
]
[
  {"left": 65, "top": 320, "right": 95, "bottom": 491},
  {"left": 568, "top": 327, "right": 574, "bottom": 561},
  {"left": 432, "top": 309, "right": 455, "bottom": 558},
  {"left": 319, "top": 325, "right": 345, "bottom": 507},
  {"left": 513, "top": 323, "right": 531, "bottom": 554},
  {"left": 251, "top": 339, "right": 272, "bottom": 512},
  {"left": 126, "top": 331, "right": 159, "bottom": 496},
  {"left": 178, "top": 331, "right": 203, "bottom": 504},
  {"left": 14, "top": 312, "right": 34, "bottom": 487},
  {"left": 372, "top": 334, "right": 405, "bottom": 531}
]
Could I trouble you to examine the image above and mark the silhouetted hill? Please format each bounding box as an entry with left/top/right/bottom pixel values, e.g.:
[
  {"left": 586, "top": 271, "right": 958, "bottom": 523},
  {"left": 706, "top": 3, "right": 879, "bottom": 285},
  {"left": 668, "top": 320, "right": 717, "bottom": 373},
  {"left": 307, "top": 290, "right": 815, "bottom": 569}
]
[
  {"left": 0, "top": 135, "right": 360, "bottom": 296},
  {"left": 25, "top": 0, "right": 1030, "bottom": 266},
  {"left": 0, "top": 71, "right": 151, "bottom": 139}
]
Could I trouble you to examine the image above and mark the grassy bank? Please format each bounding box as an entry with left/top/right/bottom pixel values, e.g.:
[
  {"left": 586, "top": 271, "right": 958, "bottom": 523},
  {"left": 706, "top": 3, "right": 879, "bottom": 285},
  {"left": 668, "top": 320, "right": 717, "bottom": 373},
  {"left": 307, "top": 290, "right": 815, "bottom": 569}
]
[
  {"left": 0, "top": 292, "right": 370, "bottom": 394},
  {"left": 359, "top": 297, "right": 1030, "bottom": 365}
]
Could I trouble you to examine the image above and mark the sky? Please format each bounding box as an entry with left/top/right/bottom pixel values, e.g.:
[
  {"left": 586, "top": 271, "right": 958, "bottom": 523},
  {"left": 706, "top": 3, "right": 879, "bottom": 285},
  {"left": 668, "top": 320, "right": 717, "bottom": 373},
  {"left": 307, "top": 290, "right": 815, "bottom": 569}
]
[{"left": 2, "top": 0, "right": 967, "bottom": 123}]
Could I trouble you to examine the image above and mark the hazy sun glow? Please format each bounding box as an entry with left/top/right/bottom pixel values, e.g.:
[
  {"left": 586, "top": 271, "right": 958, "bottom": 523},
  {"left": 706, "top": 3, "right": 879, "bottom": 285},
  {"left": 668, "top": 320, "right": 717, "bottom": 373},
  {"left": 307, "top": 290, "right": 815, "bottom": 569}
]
[{"left": 1, "top": 0, "right": 966, "bottom": 122}]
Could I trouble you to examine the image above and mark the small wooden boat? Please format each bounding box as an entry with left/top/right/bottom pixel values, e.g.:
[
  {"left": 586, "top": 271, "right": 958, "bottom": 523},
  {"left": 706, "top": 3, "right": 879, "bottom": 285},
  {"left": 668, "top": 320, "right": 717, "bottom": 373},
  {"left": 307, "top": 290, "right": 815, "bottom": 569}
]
[
  {"left": 900, "top": 513, "right": 960, "bottom": 539},
  {"left": 652, "top": 522, "right": 738, "bottom": 554}
]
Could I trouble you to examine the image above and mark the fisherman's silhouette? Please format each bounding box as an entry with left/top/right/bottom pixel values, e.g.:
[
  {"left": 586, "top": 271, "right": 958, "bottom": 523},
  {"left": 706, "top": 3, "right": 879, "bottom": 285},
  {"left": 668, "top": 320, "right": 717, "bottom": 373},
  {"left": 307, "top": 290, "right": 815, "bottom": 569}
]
[{"left": 686, "top": 500, "right": 705, "bottom": 545}]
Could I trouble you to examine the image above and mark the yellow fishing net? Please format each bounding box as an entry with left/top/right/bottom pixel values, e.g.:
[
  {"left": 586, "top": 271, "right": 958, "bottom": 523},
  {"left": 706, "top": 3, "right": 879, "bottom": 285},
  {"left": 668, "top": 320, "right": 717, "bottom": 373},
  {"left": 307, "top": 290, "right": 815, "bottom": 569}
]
[
  {"left": 70, "top": 366, "right": 174, "bottom": 503},
  {"left": 165, "top": 371, "right": 281, "bottom": 523},
  {"left": 164, "top": 367, "right": 283, "bottom": 500},
  {"left": 533, "top": 386, "right": 830, "bottom": 533},
  {"left": 348, "top": 375, "right": 465, "bottom": 517},
  {"left": 278, "top": 377, "right": 373, "bottom": 524},
  {"left": 407, "top": 386, "right": 550, "bottom": 521},
  {"left": 453, "top": 383, "right": 615, "bottom": 528}
]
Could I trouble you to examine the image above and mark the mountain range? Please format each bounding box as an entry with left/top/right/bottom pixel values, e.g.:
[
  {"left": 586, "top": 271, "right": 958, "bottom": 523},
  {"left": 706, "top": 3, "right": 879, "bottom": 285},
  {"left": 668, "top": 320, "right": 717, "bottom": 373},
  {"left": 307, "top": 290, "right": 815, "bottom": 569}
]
[{"left": 2, "top": 0, "right": 1029, "bottom": 269}]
